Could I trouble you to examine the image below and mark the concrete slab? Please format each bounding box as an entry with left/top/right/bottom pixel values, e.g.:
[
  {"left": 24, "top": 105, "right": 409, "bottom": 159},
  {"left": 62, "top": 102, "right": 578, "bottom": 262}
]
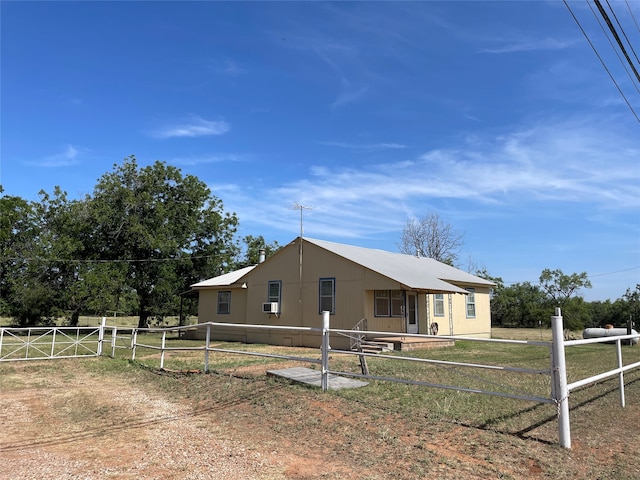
[{"left": 267, "top": 367, "right": 368, "bottom": 390}]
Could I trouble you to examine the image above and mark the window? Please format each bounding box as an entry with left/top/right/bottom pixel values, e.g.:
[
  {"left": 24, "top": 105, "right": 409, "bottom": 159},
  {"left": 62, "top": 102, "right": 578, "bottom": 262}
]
[
  {"left": 375, "top": 290, "right": 389, "bottom": 316},
  {"left": 465, "top": 288, "right": 476, "bottom": 318},
  {"left": 319, "top": 278, "right": 335, "bottom": 314},
  {"left": 268, "top": 281, "right": 281, "bottom": 304},
  {"left": 390, "top": 291, "right": 404, "bottom": 316},
  {"left": 217, "top": 291, "right": 231, "bottom": 314},
  {"left": 433, "top": 293, "right": 445, "bottom": 317},
  {"left": 375, "top": 290, "right": 404, "bottom": 317}
]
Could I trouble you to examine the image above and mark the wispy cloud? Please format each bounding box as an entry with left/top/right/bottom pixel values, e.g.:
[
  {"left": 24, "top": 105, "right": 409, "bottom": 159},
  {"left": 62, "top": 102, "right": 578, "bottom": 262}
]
[
  {"left": 28, "top": 144, "right": 83, "bottom": 167},
  {"left": 319, "top": 141, "right": 407, "bottom": 150},
  {"left": 152, "top": 116, "right": 230, "bottom": 139},
  {"left": 171, "top": 153, "right": 248, "bottom": 166},
  {"left": 482, "top": 37, "right": 578, "bottom": 54},
  {"left": 220, "top": 115, "right": 639, "bottom": 240},
  {"left": 207, "top": 58, "right": 245, "bottom": 77}
]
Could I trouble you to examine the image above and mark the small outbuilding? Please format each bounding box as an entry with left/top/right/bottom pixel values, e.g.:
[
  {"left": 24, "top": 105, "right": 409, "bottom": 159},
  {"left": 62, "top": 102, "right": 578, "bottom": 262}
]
[{"left": 188, "top": 237, "right": 494, "bottom": 349}]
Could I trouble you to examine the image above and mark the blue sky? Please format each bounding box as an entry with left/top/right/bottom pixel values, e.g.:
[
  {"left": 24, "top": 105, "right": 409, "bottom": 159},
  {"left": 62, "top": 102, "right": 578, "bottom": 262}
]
[{"left": 2, "top": 1, "right": 639, "bottom": 301}]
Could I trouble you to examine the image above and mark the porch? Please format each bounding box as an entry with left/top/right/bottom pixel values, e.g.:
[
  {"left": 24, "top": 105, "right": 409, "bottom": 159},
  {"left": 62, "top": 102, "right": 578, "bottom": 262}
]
[{"left": 358, "top": 335, "right": 455, "bottom": 353}]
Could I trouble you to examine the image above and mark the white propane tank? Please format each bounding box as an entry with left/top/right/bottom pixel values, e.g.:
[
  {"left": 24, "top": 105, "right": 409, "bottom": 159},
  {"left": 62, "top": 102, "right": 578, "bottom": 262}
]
[{"left": 582, "top": 328, "right": 639, "bottom": 345}]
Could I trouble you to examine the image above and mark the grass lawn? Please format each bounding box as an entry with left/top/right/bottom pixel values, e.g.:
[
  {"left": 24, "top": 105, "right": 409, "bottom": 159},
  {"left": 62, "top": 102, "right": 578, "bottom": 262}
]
[{"left": 1, "top": 326, "right": 639, "bottom": 478}]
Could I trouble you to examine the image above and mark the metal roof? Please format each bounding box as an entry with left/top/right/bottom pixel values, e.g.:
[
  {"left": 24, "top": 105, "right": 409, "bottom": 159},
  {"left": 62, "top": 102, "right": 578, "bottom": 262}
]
[
  {"left": 304, "top": 237, "right": 494, "bottom": 294},
  {"left": 191, "top": 238, "right": 495, "bottom": 294},
  {"left": 191, "top": 265, "right": 256, "bottom": 288}
]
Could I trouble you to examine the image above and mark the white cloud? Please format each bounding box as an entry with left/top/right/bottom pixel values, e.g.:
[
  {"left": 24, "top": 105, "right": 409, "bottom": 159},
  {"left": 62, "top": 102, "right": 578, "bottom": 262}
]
[
  {"left": 28, "top": 144, "right": 83, "bottom": 167},
  {"left": 481, "top": 37, "right": 578, "bottom": 54},
  {"left": 319, "top": 141, "right": 407, "bottom": 150},
  {"left": 220, "top": 115, "right": 639, "bottom": 241},
  {"left": 153, "top": 116, "right": 230, "bottom": 139},
  {"left": 171, "top": 153, "right": 247, "bottom": 166}
]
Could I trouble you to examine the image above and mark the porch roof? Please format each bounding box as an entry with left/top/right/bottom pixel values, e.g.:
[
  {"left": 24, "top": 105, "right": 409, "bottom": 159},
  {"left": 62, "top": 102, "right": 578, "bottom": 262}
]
[{"left": 191, "top": 265, "right": 256, "bottom": 288}]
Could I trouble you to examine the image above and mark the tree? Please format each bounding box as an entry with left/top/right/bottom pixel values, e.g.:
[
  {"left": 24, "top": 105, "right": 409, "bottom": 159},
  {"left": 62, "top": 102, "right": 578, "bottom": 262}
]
[
  {"left": 399, "top": 211, "right": 464, "bottom": 265},
  {"left": 88, "top": 156, "right": 239, "bottom": 327},
  {"left": 0, "top": 188, "right": 45, "bottom": 325},
  {"left": 234, "top": 235, "right": 281, "bottom": 269},
  {"left": 490, "top": 281, "right": 548, "bottom": 328},
  {"left": 539, "top": 268, "right": 592, "bottom": 330}
]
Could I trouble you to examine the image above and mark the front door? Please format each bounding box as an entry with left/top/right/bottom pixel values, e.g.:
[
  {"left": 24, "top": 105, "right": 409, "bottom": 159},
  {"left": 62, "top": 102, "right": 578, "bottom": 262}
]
[{"left": 406, "top": 292, "right": 418, "bottom": 334}]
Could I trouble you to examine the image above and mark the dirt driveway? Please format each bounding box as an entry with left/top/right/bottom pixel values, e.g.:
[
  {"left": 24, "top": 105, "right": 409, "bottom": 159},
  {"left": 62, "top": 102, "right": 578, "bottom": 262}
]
[{"left": 1, "top": 358, "right": 639, "bottom": 479}]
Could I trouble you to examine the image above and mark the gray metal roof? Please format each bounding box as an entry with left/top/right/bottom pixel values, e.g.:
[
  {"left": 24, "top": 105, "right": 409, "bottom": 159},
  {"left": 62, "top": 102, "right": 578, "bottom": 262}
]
[
  {"left": 191, "top": 265, "right": 256, "bottom": 288},
  {"left": 304, "top": 237, "right": 494, "bottom": 294}
]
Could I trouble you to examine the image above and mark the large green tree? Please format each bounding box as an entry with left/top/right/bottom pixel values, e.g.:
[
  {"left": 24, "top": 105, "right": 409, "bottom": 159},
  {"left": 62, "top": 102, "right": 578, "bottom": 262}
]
[
  {"left": 0, "top": 188, "right": 44, "bottom": 325},
  {"left": 539, "top": 268, "right": 592, "bottom": 330},
  {"left": 234, "top": 235, "right": 281, "bottom": 269},
  {"left": 88, "top": 156, "right": 239, "bottom": 327}
]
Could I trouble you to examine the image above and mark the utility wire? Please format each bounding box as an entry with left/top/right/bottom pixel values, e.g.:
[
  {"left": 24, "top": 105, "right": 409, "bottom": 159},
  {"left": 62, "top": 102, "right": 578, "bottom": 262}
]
[
  {"left": 605, "top": 0, "right": 640, "bottom": 74},
  {"left": 587, "top": 0, "right": 640, "bottom": 94},
  {"left": 1, "top": 255, "right": 216, "bottom": 264},
  {"left": 626, "top": 0, "right": 640, "bottom": 34},
  {"left": 502, "top": 265, "right": 640, "bottom": 286},
  {"left": 594, "top": 0, "right": 640, "bottom": 84},
  {"left": 563, "top": 0, "right": 640, "bottom": 123}
]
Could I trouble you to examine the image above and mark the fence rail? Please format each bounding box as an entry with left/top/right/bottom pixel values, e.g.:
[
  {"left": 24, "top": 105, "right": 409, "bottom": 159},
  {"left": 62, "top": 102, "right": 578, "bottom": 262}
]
[
  {"left": 1, "top": 309, "right": 638, "bottom": 450},
  {"left": 0, "top": 326, "right": 102, "bottom": 361}
]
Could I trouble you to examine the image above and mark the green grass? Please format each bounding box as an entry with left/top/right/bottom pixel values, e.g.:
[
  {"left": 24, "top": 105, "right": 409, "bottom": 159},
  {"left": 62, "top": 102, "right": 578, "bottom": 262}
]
[
  {"left": 3, "top": 324, "right": 638, "bottom": 438},
  {"left": 2, "top": 329, "right": 639, "bottom": 478}
]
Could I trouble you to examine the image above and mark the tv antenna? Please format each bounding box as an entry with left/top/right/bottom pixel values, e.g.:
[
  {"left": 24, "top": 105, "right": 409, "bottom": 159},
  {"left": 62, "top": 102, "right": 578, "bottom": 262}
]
[{"left": 292, "top": 202, "right": 313, "bottom": 237}]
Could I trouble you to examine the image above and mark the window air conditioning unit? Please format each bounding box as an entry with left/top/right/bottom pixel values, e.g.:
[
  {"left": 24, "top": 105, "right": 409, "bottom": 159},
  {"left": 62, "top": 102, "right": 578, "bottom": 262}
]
[{"left": 262, "top": 302, "right": 279, "bottom": 314}]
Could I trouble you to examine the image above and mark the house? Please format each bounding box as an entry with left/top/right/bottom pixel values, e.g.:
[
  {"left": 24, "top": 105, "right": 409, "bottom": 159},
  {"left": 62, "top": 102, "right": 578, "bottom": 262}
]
[{"left": 188, "top": 237, "right": 494, "bottom": 349}]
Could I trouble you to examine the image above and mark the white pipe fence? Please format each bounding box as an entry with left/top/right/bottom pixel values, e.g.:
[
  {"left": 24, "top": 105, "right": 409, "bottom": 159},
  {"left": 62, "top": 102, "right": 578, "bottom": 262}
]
[
  {"left": 0, "top": 325, "right": 103, "bottom": 361},
  {"left": 1, "top": 308, "right": 638, "bottom": 449}
]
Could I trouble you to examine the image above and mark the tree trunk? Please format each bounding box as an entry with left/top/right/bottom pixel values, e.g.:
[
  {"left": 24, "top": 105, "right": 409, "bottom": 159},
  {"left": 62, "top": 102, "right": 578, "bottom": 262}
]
[{"left": 69, "top": 310, "right": 80, "bottom": 327}]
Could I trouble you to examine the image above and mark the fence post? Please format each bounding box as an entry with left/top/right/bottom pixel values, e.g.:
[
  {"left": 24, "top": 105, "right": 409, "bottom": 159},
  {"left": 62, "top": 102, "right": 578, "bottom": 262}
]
[
  {"left": 51, "top": 328, "right": 57, "bottom": 358},
  {"left": 160, "top": 330, "right": 167, "bottom": 370},
  {"left": 131, "top": 329, "right": 138, "bottom": 361},
  {"left": 111, "top": 327, "right": 117, "bottom": 358},
  {"left": 97, "top": 317, "right": 106, "bottom": 356},
  {"left": 551, "top": 307, "right": 571, "bottom": 449},
  {"left": 321, "top": 311, "right": 330, "bottom": 392},
  {"left": 616, "top": 339, "right": 626, "bottom": 408},
  {"left": 204, "top": 323, "right": 211, "bottom": 374}
]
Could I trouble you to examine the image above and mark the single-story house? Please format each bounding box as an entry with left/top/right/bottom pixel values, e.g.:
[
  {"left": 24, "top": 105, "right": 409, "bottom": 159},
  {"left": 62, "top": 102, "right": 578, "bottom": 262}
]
[{"left": 187, "top": 237, "right": 494, "bottom": 349}]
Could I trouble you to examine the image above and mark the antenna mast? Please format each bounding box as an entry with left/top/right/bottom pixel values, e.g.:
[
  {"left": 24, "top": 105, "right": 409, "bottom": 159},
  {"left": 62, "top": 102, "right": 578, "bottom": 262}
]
[
  {"left": 292, "top": 202, "right": 313, "bottom": 326},
  {"left": 292, "top": 202, "right": 313, "bottom": 238}
]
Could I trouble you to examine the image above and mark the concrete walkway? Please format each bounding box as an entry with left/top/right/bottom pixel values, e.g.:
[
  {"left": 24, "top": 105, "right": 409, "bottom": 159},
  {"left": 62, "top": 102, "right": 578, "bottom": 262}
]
[{"left": 266, "top": 367, "right": 368, "bottom": 390}]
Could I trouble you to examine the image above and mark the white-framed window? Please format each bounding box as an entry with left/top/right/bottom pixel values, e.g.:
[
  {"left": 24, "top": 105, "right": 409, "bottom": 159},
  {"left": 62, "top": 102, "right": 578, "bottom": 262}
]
[
  {"left": 217, "top": 291, "right": 231, "bottom": 314},
  {"left": 319, "top": 278, "right": 335, "bottom": 314},
  {"left": 268, "top": 280, "right": 281, "bottom": 304},
  {"left": 433, "top": 293, "right": 445, "bottom": 317},
  {"left": 466, "top": 288, "right": 476, "bottom": 318},
  {"left": 374, "top": 290, "right": 404, "bottom": 317}
]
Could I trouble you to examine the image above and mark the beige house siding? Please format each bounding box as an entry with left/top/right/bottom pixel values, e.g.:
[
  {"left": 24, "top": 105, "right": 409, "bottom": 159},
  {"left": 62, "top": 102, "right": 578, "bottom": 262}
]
[
  {"left": 450, "top": 286, "right": 491, "bottom": 338},
  {"left": 191, "top": 237, "right": 493, "bottom": 348}
]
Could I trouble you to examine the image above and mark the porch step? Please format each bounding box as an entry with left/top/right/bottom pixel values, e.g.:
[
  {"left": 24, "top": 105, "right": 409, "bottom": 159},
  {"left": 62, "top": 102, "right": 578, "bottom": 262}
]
[{"left": 354, "top": 340, "right": 394, "bottom": 354}]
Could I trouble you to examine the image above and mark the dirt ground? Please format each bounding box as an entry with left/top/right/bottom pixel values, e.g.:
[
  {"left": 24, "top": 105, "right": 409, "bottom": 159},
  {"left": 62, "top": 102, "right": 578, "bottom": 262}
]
[{"left": 1, "top": 358, "right": 639, "bottom": 479}]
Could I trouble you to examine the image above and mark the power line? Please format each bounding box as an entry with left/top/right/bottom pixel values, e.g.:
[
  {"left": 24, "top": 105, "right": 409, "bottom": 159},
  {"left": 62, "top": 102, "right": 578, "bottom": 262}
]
[
  {"left": 595, "top": 0, "right": 640, "bottom": 84},
  {"left": 563, "top": 0, "right": 640, "bottom": 123},
  {"left": 2, "top": 255, "right": 216, "bottom": 264},
  {"left": 626, "top": 0, "right": 640, "bottom": 34},
  {"left": 502, "top": 265, "right": 640, "bottom": 286},
  {"left": 606, "top": 0, "right": 640, "bottom": 69},
  {"left": 587, "top": 0, "right": 640, "bottom": 95}
]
